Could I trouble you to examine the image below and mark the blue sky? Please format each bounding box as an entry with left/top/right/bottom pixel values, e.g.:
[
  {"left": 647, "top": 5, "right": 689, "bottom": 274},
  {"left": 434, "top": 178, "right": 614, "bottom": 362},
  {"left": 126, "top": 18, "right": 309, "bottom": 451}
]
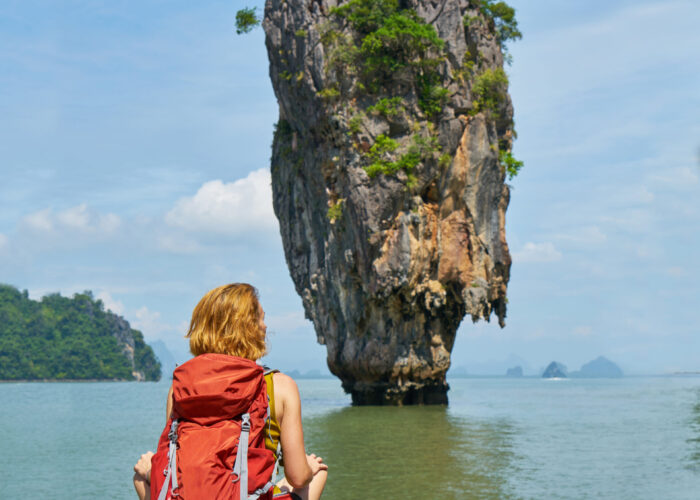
[{"left": 1, "top": 0, "right": 698, "bottom": 375}]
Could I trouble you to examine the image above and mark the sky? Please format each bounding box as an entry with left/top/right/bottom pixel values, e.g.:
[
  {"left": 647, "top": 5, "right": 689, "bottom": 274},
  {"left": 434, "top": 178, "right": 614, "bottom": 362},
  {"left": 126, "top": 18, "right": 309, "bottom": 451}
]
[{"left": 0, "top": 0, "right": 698, "bottom": 375}]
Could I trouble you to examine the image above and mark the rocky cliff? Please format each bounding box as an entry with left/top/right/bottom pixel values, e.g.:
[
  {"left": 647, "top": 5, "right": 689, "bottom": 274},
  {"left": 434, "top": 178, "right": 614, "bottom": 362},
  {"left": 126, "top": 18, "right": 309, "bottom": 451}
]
[{"left": 263, "top": 0, "right": 518, "bottom": 404}]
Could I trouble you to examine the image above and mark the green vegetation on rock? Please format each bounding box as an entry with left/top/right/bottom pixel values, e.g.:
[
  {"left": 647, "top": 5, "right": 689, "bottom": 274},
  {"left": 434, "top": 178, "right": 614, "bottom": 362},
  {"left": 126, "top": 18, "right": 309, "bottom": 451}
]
[
  {"left": 469, "top": 67, "right": 524, "bottom": 176},
  {"left": 235, "top": 7, "right": 260, "bottom": 35},
  {"left": 347, "top": 112, "right": 365, "bottom": 135},
  {"left": 478, "top": 0, "right": 522, "bottom": 48},
  {"left": 327, "top": 198, "right": 345, "bottom": 222},
  {"left": 364, "top": 130, "right": 441, "bottom": 182},
  {"left": 499, "top": 150, "right": 523, "bottom": 180},
  {"left": 328, "top": 0, "right": 446, "bottom": 110},
  {"left": 364, "top": 134, "right": 399, "bottom": 177},
  {"left": 470, "top": 68, "right": 509, "bottom": 118},
  {"left": 367, "top": 97, "right": 404, "bottom": 117},
  {"left": 0, "top": 284, "right": 160, "bottom": 381},
  {"left": 240, "top": 0, "right": 524, "bottom": 183}
]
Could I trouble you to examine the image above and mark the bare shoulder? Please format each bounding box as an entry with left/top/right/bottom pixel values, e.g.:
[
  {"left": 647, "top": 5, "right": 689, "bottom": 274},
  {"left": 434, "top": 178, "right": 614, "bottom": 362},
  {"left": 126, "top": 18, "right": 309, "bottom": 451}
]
[
  {"left": 273, "top": 371, "right": 299, "bottom": 396},
  {"left": 272, "top": 372, "right": 302, "bottom": 426},
  {"left": 272, "top": 372, "right": 302, "bottom": 414}
]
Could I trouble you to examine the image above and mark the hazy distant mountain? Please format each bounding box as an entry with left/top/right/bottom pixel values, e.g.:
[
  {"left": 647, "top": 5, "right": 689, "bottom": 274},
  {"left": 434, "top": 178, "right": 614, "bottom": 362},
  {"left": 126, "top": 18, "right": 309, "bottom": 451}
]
[
  {"left": 448, "top": 365, "right": 470, "bottom": 378},
  {"left": 542, "top": 361, "right": 567, "bottom": 378},
  {"left": 286, "top": 369, "right": 331, "bottom": 379},
  {"left": 150, "top": 340, "right": 176, "bottom": 379},
  {"left": 570, "top": 356, "right": 623, "bottom": 378},
  {"left": 506, "top": 366, "right": 523, "bottom": 377},
  {"left": 463, "top": 354, "right": 534, "bottom": 375}
]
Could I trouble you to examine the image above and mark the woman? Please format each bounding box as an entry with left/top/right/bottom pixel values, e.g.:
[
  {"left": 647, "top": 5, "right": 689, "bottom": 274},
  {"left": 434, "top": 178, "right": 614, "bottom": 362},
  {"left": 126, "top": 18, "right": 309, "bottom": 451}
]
[{"left": 133, "top": 283, "right": 328, "bottom": 500}]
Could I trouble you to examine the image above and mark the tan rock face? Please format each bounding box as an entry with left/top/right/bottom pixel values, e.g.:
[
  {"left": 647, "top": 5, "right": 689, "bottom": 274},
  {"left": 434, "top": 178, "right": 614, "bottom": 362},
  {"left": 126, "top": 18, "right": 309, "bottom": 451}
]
[{"left": 264, "top": 0, "right": 513, "bottom": 404}]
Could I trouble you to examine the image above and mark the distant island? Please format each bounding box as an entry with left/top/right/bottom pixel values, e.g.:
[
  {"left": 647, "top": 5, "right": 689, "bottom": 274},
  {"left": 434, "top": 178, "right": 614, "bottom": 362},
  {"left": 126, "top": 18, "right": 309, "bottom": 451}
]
[
  {"left": 0, "top": 284, "right": 160, "bottom": 381},
  {"left": 570, "top": 356, "right": 623, "bottom": 378},
  {"left": 542, "top": 361, "right": 567, "bottom": 378},
  {"left": 286, "top": 369, "right": 332, "bottom": 379},
  {"left": 506, "top": 366, "right": 523, "bottom": 377},
  {"left": 541, "top": 356, "right": 624, "bottom": 379}
]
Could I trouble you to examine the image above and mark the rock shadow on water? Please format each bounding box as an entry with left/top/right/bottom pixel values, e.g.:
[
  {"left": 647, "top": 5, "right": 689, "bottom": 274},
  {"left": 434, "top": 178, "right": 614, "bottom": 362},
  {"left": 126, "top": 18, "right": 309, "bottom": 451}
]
[{"left": 300, "top": 405, "right": 518, "bottom": 499}]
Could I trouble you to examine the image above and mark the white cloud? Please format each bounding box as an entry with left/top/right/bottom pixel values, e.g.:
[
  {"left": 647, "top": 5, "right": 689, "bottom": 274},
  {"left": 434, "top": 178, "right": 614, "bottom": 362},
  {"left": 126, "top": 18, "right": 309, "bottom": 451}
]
[
  {"left": 572, "top": 326, "right": 593, "bottom": 337},
  {"left": 666, "top": 266, "right": 684, "bottom": 277},
  {"left": 132, "top": 306, "right": 165, "bottom": 336},
  {"left": 165, "top": 169, "right": 277, "bottom": 234},
  {"left": 0, "top": 233, "right": 7, "bottom": 250},
  {"left": 265, "top": 311, "right": 309, "bottom": 334},
  {"left": 23, "top": 208, "right": 53, "bottom": 232},
  {"left": 56, "top": 204, "right": 90, "bottom": 229},
  {"left": 555, "top": 225, "right": 607, "bottom": 246},
  {"left": 155, "top": 233, "right": 205, "bottom": 254},
  {"left": 96, "top": 291, "right": 124, "bottom": 315},
  {"left": 620, "top": 186, "right": 655, "bottom": 205},
  {"left": 513, "top": 242, "right": 562, "bottom": 263},
  {"left": 515, "top": 0, "right": 700, "bottom": 113},
  {"left": 648, "top": 166, "right": 699, "bottom": 190},
  {"left": 600, "top": 208, "right": 654, "bottom": 233},
  {"left": 130, "top": 306, "right": 186, "bottom": 340},
  {"left": 21, "top": 204, "right": 121, "bottom": 235}
]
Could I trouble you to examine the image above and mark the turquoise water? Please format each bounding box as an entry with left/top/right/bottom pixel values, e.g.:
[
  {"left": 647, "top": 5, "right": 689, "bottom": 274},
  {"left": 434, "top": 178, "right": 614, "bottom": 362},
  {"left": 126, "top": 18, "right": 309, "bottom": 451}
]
[{"left": 1, "top": 376, "right": 698, "bottom": 499}]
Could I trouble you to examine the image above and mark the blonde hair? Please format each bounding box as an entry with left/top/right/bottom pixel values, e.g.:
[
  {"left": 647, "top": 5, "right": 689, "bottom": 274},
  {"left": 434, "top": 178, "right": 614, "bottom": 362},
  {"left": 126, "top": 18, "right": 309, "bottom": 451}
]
[{"left": 186, "top": 283, "right": 266, "bottom": 360}]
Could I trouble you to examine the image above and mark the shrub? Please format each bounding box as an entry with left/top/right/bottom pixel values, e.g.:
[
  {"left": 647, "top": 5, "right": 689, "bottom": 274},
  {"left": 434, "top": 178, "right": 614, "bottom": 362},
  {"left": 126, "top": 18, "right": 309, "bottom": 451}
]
[
  {"left": 318, "top": 86, "right": 340, "bottom": 99},
  {"left": 365, "top": 134, "right": 399, "bottom": 176},
  {"left": 499, "top": 150, "right": 523, "bottom": 179},
  {"left": 331, "top": 0, "right": 400, "bottom": 35},
  {"left": 470, "top": 68, "right": 508, "bottom": 117},
  {"left": 348, "top": 113, "right": 364, "bottom": 135},
  {"left": 438, "top": 153, "right": 452, "bottom": 168},
  {"left": 417, "top": 76, "right": 449, "bottom": 118},
  {"left": 479, "top": 1, "right": 522, "bottom": 55},
  {"left": 363, "top": 131, "right": 440, "bottom": 180},
  {"left": 328, "top": 0, "right": 447, "bottom": 112},
  {"left": 367, "top": 97, "right": 404, "bottom": 117},
  {"left": 327, "top": 199, "right": 344, "bottom": 221},
  {"left": 235, "top": 7, "right": 260, "bottom": 35}
]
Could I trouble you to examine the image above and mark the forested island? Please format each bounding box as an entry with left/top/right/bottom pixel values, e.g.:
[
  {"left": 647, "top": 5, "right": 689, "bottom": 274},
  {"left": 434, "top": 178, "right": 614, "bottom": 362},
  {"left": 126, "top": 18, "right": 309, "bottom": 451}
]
[{"left": 0, "top": 284, "right": 160, "bottom": 381}]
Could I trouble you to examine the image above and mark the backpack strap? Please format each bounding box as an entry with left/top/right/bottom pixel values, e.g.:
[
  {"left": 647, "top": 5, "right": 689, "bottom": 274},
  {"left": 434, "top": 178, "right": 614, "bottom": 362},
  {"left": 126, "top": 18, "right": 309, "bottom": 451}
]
[
  {"left": 263, "top": 368, "right": 283, "bottom": 488},
  {"left": 233, "top": 368, "right": 282, "bottom": 500},
  {"left": 231, "top": 413, "right": 251, "bottom": 500},
  {"left": 248, "top": 481, "right": 275, "bottom": 500},
  {"left": 157, "top": 419, "right": 179, "bottom": 500}
]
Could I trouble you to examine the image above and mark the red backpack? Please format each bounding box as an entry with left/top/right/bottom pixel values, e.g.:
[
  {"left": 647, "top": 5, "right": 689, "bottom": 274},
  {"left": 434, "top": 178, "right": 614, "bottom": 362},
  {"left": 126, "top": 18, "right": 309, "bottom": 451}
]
[{"left": 150, "top": 354, "right": 278, "bottom": 500}]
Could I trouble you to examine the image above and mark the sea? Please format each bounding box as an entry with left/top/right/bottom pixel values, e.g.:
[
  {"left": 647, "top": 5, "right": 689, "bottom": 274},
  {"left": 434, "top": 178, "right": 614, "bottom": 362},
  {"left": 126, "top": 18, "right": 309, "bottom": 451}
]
[{"left": 1, "top": 376, "right": 699, "bottom": 499}]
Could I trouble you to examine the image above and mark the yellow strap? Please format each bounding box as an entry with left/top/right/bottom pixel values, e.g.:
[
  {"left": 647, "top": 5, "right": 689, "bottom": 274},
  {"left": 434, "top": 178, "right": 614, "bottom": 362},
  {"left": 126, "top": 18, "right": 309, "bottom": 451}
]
[{"left": 264, "top": 370, "right": 282, "bottom": 457}]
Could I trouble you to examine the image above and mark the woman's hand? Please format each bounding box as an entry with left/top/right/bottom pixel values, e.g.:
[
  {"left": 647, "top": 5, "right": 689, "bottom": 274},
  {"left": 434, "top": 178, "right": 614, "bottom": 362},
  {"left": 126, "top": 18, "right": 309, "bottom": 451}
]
[
  {"left": 134, "top": 451, "right": 154, "bottom": 483},
  {"left": 306, "top": 453, "right": 328, "bottom": 476}
]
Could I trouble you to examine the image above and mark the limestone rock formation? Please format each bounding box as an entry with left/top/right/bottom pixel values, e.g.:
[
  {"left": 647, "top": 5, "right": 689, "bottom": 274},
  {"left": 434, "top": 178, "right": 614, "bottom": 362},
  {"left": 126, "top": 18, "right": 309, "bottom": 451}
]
[
  {"left": 542, "top": 362, "right": 567, "bottom": 379},
  {"left": 263, "top": 0, "right": 516, "bottom": 404},
  {"left": 570, "top": 356, "right": 623, "bottom": 378},
  {"left": 506, "top": 366, "right": 523, "bottom": 377}
]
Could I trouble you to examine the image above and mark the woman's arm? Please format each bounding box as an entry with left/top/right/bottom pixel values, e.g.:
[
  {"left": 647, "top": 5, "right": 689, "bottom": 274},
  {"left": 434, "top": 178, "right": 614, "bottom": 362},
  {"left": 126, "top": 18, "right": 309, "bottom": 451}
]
[
  {"left": 133, "top": 385, "right": 172, "bottom": 500},
  {"left": 133, "top": 452, "right": 153, "bottom": 500},
  {"left": 166, "top": 384, "right": 174, "bottom": 421},
  {"left": 274, "top": 372, "right": 320, "bottom": 488}
]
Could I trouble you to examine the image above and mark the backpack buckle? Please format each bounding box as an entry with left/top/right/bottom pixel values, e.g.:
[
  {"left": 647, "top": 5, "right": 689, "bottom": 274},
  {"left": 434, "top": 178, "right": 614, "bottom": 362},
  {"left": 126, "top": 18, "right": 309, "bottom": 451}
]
[
  {"left": 241, "top": 413, "right": 251, "bottom": 432},
  {"left": 168, "top": 419, "right": 179, "bottom": 443}
]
